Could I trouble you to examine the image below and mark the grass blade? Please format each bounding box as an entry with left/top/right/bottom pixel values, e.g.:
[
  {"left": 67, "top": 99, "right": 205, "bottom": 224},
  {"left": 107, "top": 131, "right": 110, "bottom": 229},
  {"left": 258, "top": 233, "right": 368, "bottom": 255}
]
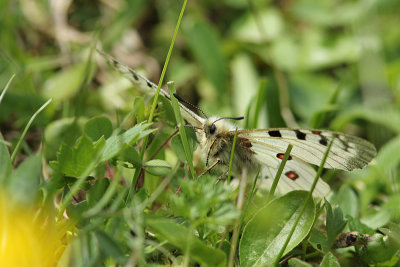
[
  {"left": 266, "top": 144, "right": 293, "bottom": 202},
  {"left": 0, "top": 74, "right": 15, "bottom": 105},
  {"left": 168, "top": 82, "right": 196, "bottom": 179},
  {"left": 10, "top": 98, "right": 52, "bottom": 164}
]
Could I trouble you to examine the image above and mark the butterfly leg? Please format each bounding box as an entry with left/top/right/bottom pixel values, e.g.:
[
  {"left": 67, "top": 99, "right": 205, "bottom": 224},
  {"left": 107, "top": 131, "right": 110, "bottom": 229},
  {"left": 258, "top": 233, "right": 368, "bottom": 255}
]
[
  {"left": 214, "top": 169, "right": 229, "bottom": 185},
  {"left": 199, "top": 157, "right": 221, "bottom": 177}
]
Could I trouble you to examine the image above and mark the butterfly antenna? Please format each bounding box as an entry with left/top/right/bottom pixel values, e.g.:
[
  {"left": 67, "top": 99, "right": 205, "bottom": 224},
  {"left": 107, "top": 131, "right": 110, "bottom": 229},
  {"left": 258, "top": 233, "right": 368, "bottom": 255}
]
[
  {"left": 213, "top": 116, "right": 244, "bottom": 124},
  {"left": 173, "top": 93, "right": 208, "bottom": 119}
]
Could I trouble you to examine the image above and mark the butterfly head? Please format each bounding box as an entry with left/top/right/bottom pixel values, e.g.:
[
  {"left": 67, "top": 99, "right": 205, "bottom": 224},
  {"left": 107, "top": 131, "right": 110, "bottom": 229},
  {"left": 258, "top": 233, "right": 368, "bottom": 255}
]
[{"left": 203, "top": 116, "right": 244, "bottom": 138}]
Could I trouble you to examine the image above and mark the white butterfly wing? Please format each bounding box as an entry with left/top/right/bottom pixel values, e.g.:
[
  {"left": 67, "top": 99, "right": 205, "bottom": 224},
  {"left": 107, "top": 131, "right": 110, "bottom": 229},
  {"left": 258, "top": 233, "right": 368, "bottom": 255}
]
[
  {"left": 98, "top": 50, "right": 205, "bottom": 128},
  {"left": 239, "top": 128, "right": 376, "bottom": 171},
  {"left": 250, "top": 142, "right": 330, "bottom": 198}
]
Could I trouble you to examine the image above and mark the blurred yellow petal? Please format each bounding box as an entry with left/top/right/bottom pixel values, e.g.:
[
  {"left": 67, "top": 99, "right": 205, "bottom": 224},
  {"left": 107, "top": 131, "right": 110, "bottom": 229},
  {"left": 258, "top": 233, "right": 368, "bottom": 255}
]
[{"left": 0, "top": 192, "right": 69, "bottom": 267}]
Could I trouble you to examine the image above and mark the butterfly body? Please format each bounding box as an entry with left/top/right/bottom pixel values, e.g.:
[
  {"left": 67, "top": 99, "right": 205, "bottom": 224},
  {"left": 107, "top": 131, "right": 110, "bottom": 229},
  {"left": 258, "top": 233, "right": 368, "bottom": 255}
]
[{"left": 201, "top": 117, "right": 257, "bottom": 173}]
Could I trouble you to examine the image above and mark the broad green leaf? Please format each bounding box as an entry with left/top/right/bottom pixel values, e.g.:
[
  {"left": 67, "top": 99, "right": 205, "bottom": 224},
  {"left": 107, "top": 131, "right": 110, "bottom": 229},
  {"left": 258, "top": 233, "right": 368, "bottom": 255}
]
[
  {"left": 158, "top": 95, "right": 176, "bottom": 124},
  {"left": 231, "top": 53, "right": 259, "bottom": 117},
  {"left": 0, "top": 132, "right": 11, "bottom": 184},
  {"left": 87, "top": 178, "right": 110, "bottom": 207},
  {"left": 358, "top": 233, "right": 398, "bottom": 264},
  {"left": 361, "top": 209, "right": 391, "bottom": 229},
  {"left": 53, "top": 135, "right": 105, "bottom": 177},
  {"left": 320, "top": 252, "right": 340, "bottom": 267},
  {"left": 231, "top": 8, "right": 283, "bottom": 43},
  {"left": 289, "top": 74, "right": 336, "bottom": 122},
  {"left": 133, "top": 96, "right": 146, "bottom": 122},
  {"left": 100, "top": 123, "right": 154, "bottom": 162},
  {"left": 348, "top": 217, "right": 375, "bottom": 236},
  {"left": 309, "top": 228, "right": 330, "bottom": 253},
  {"left": 331, "top": 107, "right": 400, "bottom": 133},
  {"left": 84, "top": 116, "right": 113, "bottom": 141},
  {"left": 325, "top": 200, "right": 347, "bottom": 248},
  {"left": 94, "top": 230, "right": 127, "bottom": 264},
  {"left": 375, "top": 135, "right": 400, "bottom": 173},
  {"left": 171, "top": 128, "right": 197, "bottom": 163},
  {"left": 182, "top": 20, "right": 226, "bottom": 96},
  {"left": 7, "top": 154, "right": 41, "bottom": 205},
  {"left": 144, "top": 159, "right": 171, "bottom": 176},
  {"left": 288, "top": 258, "right": 313, "bottom": 267},
  {"left": 66, "top": 199, "right": 88, "bottom": 221},
  {"left": 265, "top": 76, "right": 286, "bottom": 127},
  {"left": 337, "top": 185, "right": 359, "bottom": 218},
  {"left": 44, "top": 117, "right": 85, "bottom": 160},
  {"left": 146, "top": 217, "right": 226, "bottom": 267},
  {"left": 42, "top": 62, "right": 87, "bottom": 102},
  {"left": 239, "top": 191, "right": 316, "bottom": 266}
]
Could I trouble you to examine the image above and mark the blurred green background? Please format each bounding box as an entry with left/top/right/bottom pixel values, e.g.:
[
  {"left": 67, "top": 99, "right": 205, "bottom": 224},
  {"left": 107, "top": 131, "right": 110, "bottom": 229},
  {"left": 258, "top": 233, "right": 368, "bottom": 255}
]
[
  {"left": 1, "top": 0, "right": 400, "bottom": 213},
  {"left": 2, "top": 0, "right": 400, "bottom": 136},
  {"left": 1, "top": 0, "right": 400, "bottom": 265},
  {"left": 2, "top": 0, "right": 400, "bottom": 214}
]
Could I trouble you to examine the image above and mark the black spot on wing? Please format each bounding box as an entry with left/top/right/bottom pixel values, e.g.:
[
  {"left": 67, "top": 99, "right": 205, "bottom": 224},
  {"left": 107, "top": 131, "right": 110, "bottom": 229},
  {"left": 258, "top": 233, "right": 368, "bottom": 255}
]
[
  {"left": 132, "top": 73, "right": 139, "bottom": 81},
  {"left": 319, "top": 137, "right": 328, "bottom": 146},
  {"left": 295, "top": 130, "right": 306, "bottom": 140},
  {"left": 146, "top": 81, "right": 153, "bottom": 88},
  {"left": 268, "top": 130, "right": 281, "bottom": 137}
]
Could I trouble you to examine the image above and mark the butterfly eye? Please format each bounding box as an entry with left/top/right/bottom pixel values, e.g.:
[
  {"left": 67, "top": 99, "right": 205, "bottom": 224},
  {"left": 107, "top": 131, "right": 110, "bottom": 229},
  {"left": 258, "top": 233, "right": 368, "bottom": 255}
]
[{"left": 209, "top": 124, "right": 216, "bottom": 134}]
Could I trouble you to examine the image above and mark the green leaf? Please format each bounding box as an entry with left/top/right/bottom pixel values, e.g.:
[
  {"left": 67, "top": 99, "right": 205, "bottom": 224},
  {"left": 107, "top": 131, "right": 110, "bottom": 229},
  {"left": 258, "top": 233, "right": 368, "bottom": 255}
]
[
  {"left": 337, "top": 185, "right": 359, "bottom": 218},
  {"left": 42, "top": 62, "right": 87, "bottom": 102},
  {"left": 53, "top": 135, "right": 105, "bottom": 177},
  {"left": 231, "top": 53, "right": 259, "bottom": 117},
  {"left": 100, "top": 123, "right": 154, "bottom": 162},
  {"left": 44, "top": 117, "right": 85, "bottom": 160},
  {"left": 66, "top": 199, "right": 88, "bottom": 221},
  {"left": 87, "top": 178, "right": 110, "bottom": 207},
  {"left": 325, "top": 199, "right": 347, "bottom": 248},
  {"left": 146, "top": 216, "right": 226, "bottom": 267},
  {"left": 84, "top": 116, "right": 113, "bottom": 141},
  {"left": 7, "top": 154, "right": 41, "bottom": 205},
  {"left": 358, "top": 233, "right": 398, "bottom": 264},
  {"left": 182, "top": 20, "right": 226, "bottom": 96},
  {"left": 361, "top": 209, "right": 391, "bottom": 229},
  {"left": 239, "top": 191, "right": 316, "bottom": 266},
  {"left": 265, "top": 76, "right": 286, "bottom": 127},
  {"left": 348, "top": 217, "right": 375, "bottom": 236},
  {"left": 309, "top": 228, "right": 330, "bottom": 253},
  {"left": 133, "top": 96, "right": 146, "bottom": 122},
  {"left": 232, "top": 8, "right": 283, "bottom": 43},
  {"left": 144, "top": 159, "right": 172, "bottom": 176},
  {"left": 288, "top": 258, "right": 313, "bottom": 267},
  {"left": 171, "top": 128, "right": 197, "bottom": 162},
  {"left": 375, "top": 135, "right": 400, "bottom": 173},
  {"left": 94, "top": 230, "right": 127, "bottom": 264},
  {"left": 320, "top": 252, "right": 340, "bottom": 267},
  {"left": 0, "top": 132, "right": 11, "bottom": 184}
]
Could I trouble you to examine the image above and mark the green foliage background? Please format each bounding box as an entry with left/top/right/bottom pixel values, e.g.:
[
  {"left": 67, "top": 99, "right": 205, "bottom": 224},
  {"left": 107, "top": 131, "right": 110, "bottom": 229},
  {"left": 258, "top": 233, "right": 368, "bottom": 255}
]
[{"left": 1, "top": 0, "right": 400, "bottom": 266}]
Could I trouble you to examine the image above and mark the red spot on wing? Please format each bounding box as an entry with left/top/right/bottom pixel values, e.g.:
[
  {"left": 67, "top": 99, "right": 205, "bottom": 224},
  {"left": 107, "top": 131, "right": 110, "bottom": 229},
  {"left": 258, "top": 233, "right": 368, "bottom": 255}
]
[
  {"left": 312, "top": 130, "right": 322, "bottom": 135},
  {"left": 276, "top": 153, "right": 292, "bottom": 160},
  {"left": 239, "top": 137, "right": 252, "bottom": 148},
  {"left": 285, "top": 171, "right": 299, "bottom": 180}
]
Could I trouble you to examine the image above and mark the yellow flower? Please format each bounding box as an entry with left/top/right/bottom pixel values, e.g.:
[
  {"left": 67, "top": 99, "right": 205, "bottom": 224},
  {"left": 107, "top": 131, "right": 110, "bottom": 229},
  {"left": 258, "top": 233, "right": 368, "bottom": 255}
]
[{"left": 0, "top": 192, "right": 69, "bottom": 267}]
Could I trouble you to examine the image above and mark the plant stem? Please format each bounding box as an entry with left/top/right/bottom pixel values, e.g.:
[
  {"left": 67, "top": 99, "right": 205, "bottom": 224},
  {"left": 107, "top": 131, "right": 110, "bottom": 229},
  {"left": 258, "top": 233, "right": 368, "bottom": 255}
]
[{"left": 266, "top": 144, "right": 293, "bottom": 203}]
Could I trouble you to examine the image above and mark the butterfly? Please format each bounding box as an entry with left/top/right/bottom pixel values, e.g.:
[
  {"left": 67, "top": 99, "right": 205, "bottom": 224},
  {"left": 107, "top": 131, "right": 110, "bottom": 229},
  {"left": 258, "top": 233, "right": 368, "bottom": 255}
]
[{"left": 98, "top": 50, "right": 377, "bottom": 198}]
